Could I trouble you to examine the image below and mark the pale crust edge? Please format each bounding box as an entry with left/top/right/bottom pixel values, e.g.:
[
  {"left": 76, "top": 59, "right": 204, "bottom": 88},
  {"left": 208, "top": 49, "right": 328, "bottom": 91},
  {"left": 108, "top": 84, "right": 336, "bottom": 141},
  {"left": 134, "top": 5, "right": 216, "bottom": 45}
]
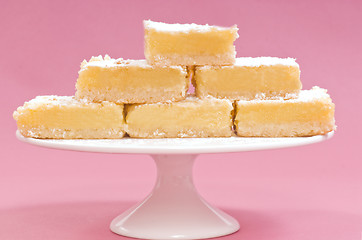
[
  {"left": 145, "top": 52, "right": 236, "bottom": 66},
  {"left": 235, "top": 121, "right": 336, "bottom": 137},
  {"left": 18, "top": 126, "right": 125, "bottom": 139},
  {"left": 75, "top": 88, "right": 188, "bottom": 104},
  {"left": 126, "top": 128, "right": 233, "bottom": 138}
]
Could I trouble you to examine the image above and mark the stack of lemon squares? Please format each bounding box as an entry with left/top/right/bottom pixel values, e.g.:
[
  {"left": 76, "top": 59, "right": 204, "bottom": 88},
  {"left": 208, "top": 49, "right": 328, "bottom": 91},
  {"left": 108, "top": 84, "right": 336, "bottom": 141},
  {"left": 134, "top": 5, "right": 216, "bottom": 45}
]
[{"left": 14, "top": 20, "right": 335, "bottom": 139}]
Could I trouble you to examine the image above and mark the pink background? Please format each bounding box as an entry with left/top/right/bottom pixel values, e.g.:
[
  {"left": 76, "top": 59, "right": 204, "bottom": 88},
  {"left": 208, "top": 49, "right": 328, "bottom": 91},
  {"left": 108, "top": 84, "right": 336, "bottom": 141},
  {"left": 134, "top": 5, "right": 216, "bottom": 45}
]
[{"left": 1, "top": 0, "right": 361, "bottom": 239}]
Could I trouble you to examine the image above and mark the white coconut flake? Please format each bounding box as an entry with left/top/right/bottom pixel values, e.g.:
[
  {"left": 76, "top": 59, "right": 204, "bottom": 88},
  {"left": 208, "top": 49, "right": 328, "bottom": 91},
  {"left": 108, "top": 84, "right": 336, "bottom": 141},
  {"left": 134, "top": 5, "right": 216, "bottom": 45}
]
[
  {"left": 81, "top": 56, "right": 185, "bottom": 71},
  {"left": 23, "top": 96, "right": 78, "bottom": 108},
  {"left": 234, "top": 57, "right": 299, "bottom": 67},
  {"left": 238, "top": 87, "right": 331, "bottom": 104},
  {"left": 297, "top": 86, "right": 330, "bottom": 102},
  {"left": 16, "top": 96, "right": 117, "bottom": 112},
  {"left": 144, "top": 20, "right": 238, "bottom": 33}
]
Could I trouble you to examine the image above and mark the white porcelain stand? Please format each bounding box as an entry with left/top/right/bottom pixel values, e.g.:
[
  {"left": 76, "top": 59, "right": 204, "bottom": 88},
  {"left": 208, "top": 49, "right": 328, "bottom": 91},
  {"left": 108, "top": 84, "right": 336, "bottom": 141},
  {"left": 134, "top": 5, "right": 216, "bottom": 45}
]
[
  {"left": 16, "top": 131, "right": 334, "bottom": 239},
  {"left": 110, "top": 154, "right": 239, "bottom": 239}
]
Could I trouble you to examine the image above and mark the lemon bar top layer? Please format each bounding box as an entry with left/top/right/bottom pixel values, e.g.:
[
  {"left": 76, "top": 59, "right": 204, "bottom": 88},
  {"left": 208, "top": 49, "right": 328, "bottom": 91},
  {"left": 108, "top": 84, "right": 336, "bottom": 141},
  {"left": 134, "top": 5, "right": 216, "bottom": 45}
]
[
  {"left": 194, "top": 57, "right": 301, "bottom": 100},
  {"left": 76, "top": 55, "right": 189, "bottom": 104},
  {"left": 235, "top": 87, "right": 335, "bottom": 137},
  {"left": 144, "top": 20, "right": 239, "bottom": 66},
  {"left": 126, "top": 96, "right": 233, "bottom": 138},
  {"left": 14, "top": 96, "right": 125, "bottom": 139}
]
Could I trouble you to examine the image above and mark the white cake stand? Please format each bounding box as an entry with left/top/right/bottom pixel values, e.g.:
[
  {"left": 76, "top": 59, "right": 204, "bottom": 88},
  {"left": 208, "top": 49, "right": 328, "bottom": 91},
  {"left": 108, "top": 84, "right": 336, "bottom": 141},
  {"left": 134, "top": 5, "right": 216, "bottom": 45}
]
[{"left": 16, "top": 130, "right": 333, "bottom": 240}]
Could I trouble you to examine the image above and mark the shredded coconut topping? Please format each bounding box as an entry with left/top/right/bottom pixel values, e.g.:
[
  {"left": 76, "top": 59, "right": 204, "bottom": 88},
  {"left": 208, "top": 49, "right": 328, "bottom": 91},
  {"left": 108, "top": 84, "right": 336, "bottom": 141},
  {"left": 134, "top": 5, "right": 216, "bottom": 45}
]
[
  {"left": 238, "top": 87, "right": 331, "bottom": 103},
  {"left": 144, "top": 20, "right": 238, "bottom": 33},
  {"left": 234, "top": 57, "right": 298, "bottom": 67},
  {"left": 297, "top": 86, "right": 331, "bottom": 102},
  {"left": 80, "top": 55, "right": 185, "bottom": 71},
  {"left": 16, "top": 96, "right": 117, "bottom": 111}
]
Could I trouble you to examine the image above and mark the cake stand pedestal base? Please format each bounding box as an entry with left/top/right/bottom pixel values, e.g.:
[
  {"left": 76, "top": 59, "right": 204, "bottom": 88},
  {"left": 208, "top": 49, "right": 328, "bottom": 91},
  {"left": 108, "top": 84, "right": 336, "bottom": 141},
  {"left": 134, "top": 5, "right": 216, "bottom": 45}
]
[{"left": 110, "top": 154, "right": 239, "bottom": 240}]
